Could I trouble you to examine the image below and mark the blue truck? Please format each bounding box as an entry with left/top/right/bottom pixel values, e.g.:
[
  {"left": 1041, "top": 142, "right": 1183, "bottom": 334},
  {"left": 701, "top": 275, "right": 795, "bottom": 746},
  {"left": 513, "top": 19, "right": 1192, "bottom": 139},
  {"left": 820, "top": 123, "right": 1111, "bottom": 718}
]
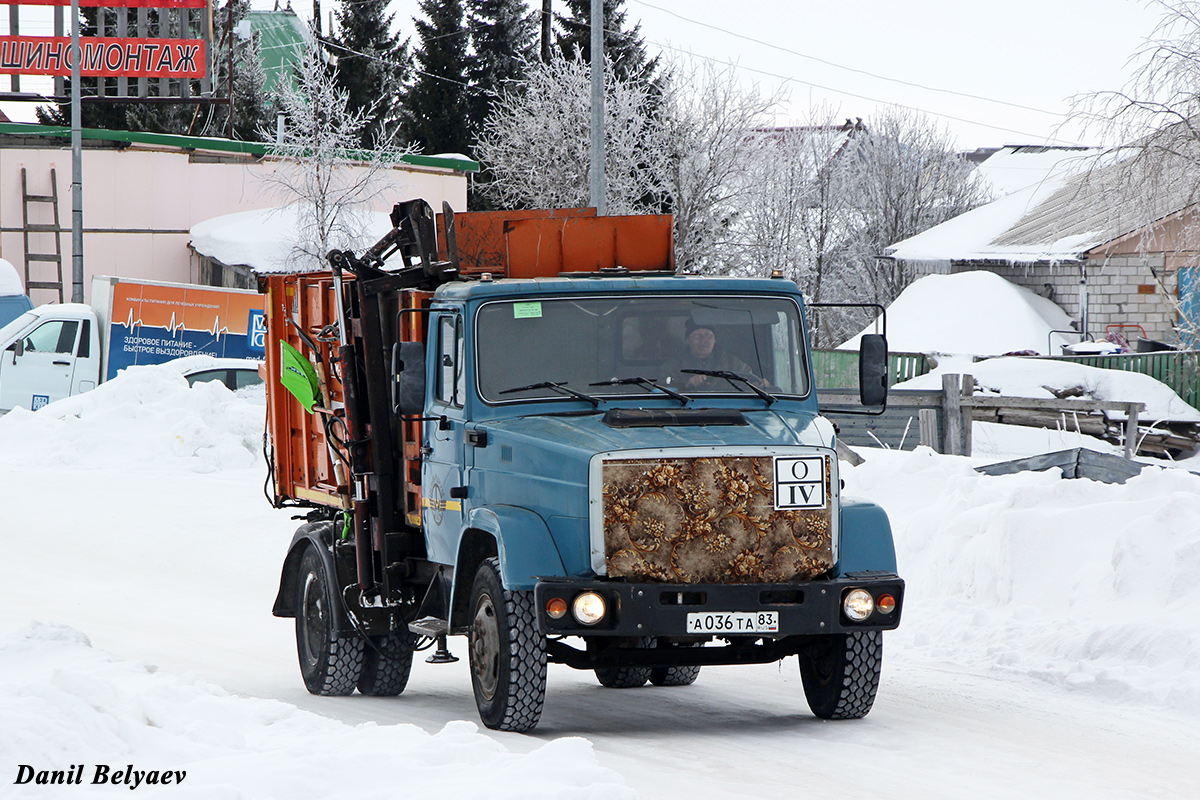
[{"left": 264, "top": 201, "right": 903, "bottom": 732}]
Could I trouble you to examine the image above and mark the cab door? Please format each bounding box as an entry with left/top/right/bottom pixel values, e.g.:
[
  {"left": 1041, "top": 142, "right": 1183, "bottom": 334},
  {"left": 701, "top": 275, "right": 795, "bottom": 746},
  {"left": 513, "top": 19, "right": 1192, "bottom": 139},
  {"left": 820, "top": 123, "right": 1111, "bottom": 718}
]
[
  {"left": 0, "top": 318, "right": 81, "bottom": 411},
  {"left": 421, "top": 311, "right": 468, "bottom": 564}
]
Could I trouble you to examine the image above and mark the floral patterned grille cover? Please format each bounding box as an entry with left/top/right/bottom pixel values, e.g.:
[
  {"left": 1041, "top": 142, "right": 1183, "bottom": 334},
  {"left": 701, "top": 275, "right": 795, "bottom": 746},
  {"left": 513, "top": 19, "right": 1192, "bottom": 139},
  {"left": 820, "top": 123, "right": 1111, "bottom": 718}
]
[{"left": 601, "top": 455, "right": 834, "bottom": 584}]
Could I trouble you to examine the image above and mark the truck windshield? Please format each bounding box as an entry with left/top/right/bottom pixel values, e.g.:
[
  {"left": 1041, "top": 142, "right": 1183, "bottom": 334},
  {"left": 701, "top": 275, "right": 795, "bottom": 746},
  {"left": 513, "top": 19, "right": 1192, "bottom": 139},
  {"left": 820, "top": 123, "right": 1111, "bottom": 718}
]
[{"left": 476, "top": 295, "right": 809, "bottom": 404}]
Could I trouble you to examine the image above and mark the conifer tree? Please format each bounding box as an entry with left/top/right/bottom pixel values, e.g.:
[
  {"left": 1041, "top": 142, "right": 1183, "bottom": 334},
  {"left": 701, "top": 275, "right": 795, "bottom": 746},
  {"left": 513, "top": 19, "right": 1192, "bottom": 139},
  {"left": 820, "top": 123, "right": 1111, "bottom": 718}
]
[
  {"left": 328, "top": 0, "right": 411, "bottom": 148},
  {"left": 467, "top": 0, "right": 536, "bottom": 135},
  {"left": 400, "top": 0, "right": 472, "bottom": 156},
  {"left": 555, "top": 0, "right": 657, "bottom": 84}
]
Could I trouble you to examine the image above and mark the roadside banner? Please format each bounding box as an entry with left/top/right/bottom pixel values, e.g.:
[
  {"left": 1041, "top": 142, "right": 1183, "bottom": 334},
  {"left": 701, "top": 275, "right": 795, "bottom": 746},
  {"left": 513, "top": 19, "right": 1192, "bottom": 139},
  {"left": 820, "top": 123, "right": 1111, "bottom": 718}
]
[{"left": 0, "top": 36, "right": 205, "bottom": 79}]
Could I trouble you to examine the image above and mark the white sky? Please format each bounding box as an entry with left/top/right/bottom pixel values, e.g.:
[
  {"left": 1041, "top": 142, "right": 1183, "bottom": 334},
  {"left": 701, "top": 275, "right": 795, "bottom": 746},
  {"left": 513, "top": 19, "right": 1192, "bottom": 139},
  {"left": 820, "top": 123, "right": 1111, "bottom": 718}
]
[{"left": 2, "top": 0, "right": 1169, "bottom": 151}]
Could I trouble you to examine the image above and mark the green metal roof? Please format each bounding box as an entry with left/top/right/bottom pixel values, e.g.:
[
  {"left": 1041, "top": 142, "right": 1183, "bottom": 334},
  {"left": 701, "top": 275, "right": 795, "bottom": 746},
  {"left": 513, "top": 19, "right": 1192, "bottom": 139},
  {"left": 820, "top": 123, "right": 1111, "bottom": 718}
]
[
  {"left": 0, "top": 122, "right": 480, "bottom": 172},
  {"left": 248, "top": 10, "right": 309, "bottom": 101}
]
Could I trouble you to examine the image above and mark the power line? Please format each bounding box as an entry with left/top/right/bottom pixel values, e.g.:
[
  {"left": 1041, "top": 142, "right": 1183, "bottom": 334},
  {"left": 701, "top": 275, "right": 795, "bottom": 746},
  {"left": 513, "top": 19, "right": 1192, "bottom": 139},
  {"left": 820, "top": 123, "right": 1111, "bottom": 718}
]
[
  {"left": 630, "top": 0, "right": 1063, "bottom": 118},
  {"left": 639, "top": 32, "right": 1081, "bottom": 144}
]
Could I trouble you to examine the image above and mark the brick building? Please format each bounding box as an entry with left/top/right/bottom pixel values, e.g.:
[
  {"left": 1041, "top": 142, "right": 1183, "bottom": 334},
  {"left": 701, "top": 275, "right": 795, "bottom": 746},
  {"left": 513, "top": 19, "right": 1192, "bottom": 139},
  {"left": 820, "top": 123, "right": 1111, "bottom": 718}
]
[{"left": 884, "top": 146, "right": 1199, "bottom": 349}]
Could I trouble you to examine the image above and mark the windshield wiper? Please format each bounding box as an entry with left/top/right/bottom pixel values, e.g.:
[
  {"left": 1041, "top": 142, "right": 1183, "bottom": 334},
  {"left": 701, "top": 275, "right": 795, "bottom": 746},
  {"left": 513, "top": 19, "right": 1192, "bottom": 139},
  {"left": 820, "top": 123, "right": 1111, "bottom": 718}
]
[
  {"left": 590, "top": 376, "right": 689, "bottom": 406},
  {"left": 681, "top": 369, "right": 777, "bottom": 406},
  {"left": 499, "top": 380, "right": 601, "bottom": 407}
]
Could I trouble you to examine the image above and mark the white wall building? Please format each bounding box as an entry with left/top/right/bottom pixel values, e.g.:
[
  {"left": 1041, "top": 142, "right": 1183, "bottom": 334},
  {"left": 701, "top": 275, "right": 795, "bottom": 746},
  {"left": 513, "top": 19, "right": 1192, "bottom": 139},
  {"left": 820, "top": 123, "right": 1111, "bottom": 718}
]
[{"left": 0, "top": 123, "right": 474, "bottom": 303}]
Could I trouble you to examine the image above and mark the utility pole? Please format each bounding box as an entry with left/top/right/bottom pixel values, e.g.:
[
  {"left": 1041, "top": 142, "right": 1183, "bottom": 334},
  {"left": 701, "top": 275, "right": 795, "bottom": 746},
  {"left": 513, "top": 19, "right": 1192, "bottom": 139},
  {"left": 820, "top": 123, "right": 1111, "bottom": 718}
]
[
  {"left": 70, "top": 0, "right": 83, "bottom": 303},
  {"left": 541, "top": 0, "right": 552, "bottom": 62},
  {"left": 588, "top": 0, "right": 605, "bottom": 215}
]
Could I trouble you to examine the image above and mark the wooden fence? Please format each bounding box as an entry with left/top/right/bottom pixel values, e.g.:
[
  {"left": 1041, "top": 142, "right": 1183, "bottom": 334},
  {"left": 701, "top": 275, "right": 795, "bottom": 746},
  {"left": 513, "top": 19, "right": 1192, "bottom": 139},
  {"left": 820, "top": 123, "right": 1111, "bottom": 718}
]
[
  {"left": 821, "top": 374, "right": 1146, "bottom": 459},
  {"left": 812, "top": 348, "right": 1200, "bottom": 413}
]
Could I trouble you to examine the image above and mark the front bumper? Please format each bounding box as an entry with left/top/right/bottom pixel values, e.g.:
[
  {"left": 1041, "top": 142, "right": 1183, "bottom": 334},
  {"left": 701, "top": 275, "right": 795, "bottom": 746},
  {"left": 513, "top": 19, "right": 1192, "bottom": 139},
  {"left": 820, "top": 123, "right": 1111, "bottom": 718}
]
[{"left": 534, "top": 573, "right": 904, "bottom": 637}]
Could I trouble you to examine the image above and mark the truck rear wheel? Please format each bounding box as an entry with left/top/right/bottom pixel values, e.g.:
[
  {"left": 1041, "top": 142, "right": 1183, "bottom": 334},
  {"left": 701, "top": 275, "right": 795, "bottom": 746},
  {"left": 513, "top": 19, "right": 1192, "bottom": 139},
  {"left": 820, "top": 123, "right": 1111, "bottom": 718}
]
[
  {"left": 468, "top": 557, "right": 547, "bottom": 732},
  {"left": 357, "top": 632, "right": 415, "bottom": 696},
  {"left": 296, "top": 546, "right": 364, "bottom": 696},
  {"left": 649, "top": 641, "right": 701, "bottom": 686},
  {"left": 797, "top": 631, "right": 882, "bottom": 719},
  {"left": 594, "top": 637, "right": 652, "bottom": 688}
]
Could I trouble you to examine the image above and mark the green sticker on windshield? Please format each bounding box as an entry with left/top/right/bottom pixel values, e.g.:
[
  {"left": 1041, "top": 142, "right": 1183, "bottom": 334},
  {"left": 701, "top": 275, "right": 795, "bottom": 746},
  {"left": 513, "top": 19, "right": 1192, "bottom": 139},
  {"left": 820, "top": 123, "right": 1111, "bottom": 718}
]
[{"left": 513, "top": 302, "right": 542, "bottom": 319}]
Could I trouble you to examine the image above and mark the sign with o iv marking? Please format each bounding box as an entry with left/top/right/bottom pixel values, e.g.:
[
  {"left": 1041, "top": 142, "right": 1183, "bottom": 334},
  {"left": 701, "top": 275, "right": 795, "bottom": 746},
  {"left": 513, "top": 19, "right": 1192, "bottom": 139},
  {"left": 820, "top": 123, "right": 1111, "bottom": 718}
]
[{"left": 773, "top": 455, "right": 826, "bottom": 510}]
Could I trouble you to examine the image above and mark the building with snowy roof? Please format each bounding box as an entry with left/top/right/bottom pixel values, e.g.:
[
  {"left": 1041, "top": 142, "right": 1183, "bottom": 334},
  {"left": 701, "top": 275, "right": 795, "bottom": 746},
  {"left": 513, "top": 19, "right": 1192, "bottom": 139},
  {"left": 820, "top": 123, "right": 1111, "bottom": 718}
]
[
  {"left": 0, "top": 123, "right": 475, "bottom": 303},
  {"left": 885, "top": 144, "right": 1198, "bottom": 347}
]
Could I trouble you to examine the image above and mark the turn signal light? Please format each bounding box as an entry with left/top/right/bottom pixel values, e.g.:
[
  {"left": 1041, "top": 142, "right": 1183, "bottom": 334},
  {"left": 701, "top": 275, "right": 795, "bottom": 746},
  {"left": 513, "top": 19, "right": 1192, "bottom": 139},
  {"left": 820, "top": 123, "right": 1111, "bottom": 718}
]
[
  {"left": 876, "top": 593, "right": 896, "bottom": 614},
  {"left": 546, "top": 597, "right": 568, "bottom": 619}
]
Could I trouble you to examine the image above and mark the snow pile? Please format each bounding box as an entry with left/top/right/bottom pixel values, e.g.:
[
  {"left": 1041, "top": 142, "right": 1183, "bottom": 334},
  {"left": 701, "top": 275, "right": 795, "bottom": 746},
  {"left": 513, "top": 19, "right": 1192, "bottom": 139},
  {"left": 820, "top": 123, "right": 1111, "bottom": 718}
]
[
  {"left": 190, "top": 205, "right": 395, "bottom": 274},
  {"left": 0, "top": 257, "right": 23, "bottom": 296},
  {"left": 841, "top": 271, "right": 1075, "bottom": 356},
  {"left": 847, "top": 448, "right": 1200, "bottom": 711},
  {"left": 0, "top": 364, "right": 266, "bottom": 473},
  {"left": 0, "top": 623, "right": 632, "bottom": 800},
  {"left": 896, "top": 354, "right": 1200, "bottom": 422}
]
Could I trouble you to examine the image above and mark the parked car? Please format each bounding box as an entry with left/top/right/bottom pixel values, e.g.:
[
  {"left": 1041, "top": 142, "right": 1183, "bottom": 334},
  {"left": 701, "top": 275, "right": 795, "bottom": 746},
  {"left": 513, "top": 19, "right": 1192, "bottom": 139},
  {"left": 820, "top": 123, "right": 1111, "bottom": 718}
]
[{"left": 163, "top": 355, "right": 264, "bottom": 391}]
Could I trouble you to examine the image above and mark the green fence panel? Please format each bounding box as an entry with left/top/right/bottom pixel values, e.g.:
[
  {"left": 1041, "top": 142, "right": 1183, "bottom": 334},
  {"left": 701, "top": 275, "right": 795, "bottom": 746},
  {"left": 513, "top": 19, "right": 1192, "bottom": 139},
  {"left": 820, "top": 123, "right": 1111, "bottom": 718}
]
[
  {"left": 811, "top": 349, "right": 930, "bottom": 389},
  {"left": 1047, "top": 351, "right": 1200, "bottom": 412}
]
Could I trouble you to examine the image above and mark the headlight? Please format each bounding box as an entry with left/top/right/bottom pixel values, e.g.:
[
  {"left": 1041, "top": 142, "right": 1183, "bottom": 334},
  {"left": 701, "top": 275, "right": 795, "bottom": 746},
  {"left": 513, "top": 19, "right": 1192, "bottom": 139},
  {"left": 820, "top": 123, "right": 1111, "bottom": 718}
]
[
  {"left": 572, "top": 592, "right": 607, "bottom": 625},
  {"left": 843, "top": 588, "right": 874, "bottom": 621}
]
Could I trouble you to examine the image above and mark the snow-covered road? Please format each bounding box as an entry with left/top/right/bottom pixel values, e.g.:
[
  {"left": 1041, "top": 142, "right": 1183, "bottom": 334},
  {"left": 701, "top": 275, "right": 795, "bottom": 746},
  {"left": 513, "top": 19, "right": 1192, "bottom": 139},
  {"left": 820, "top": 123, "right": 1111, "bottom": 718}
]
[{"left": 2, "top": 372, "right": 1198, "bottom": 798}]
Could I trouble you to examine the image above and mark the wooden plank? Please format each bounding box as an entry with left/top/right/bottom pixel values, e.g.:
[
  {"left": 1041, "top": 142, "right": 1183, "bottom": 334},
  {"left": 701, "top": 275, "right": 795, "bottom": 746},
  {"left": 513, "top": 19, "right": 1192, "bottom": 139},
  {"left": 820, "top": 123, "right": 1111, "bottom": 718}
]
[
  {"left": 919, "top": 408, "right": 938, "bottom": 449},
  {"left": 965, "top": 396, "right": 1146, "bottom": 413},
  {"left": 942, "top": 373, "right": 963, "bottom": 456}
]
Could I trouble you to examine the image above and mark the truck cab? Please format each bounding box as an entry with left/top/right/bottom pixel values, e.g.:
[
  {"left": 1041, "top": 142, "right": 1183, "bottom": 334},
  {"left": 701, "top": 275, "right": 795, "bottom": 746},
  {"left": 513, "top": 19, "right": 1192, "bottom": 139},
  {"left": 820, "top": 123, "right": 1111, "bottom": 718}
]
[
  {"left": 266, "top": 201, "right": 902, "bottom": 732},
  {"left": 0, "top": 304, "right": 100, "bottom": 412}
]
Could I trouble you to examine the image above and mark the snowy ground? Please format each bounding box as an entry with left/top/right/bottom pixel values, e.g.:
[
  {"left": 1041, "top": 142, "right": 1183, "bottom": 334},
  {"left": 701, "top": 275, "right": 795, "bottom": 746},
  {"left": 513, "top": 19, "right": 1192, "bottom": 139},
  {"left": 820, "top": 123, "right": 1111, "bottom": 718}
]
[{"left": 2, "top": 366, "right": 1199, "bottom": 798}]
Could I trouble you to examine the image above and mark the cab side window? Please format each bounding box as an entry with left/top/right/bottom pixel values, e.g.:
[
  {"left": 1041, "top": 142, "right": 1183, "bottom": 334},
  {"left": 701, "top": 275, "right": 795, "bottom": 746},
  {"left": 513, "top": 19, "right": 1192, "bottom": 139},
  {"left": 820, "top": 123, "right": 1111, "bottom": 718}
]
[
  {"left": 25, "top": 320, "right": 79, "bottom": 354},
  {"left": 435, "top": 315, "right": 463, "bottom": 406}
]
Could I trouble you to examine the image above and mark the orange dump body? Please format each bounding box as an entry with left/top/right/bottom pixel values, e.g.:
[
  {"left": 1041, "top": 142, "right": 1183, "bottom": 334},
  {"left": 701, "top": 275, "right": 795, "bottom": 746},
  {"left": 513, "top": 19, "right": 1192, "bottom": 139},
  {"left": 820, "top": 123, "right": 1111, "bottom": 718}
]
[{"left": 264, "top": 208, "right": 674, "bottom": 525}]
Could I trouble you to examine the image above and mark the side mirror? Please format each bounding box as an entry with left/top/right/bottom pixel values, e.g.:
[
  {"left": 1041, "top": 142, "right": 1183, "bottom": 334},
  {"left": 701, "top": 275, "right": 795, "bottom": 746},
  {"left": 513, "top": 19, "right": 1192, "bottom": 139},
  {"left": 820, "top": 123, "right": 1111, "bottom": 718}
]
[
  {"left": 10, "top": 339, "right": 24, "bottom": 357},
  {"left": 392, "top": 341, "right": 426, "bottom": 416},
  {"left": 858, "top": 334, "right": 888, "bottom": 407}
]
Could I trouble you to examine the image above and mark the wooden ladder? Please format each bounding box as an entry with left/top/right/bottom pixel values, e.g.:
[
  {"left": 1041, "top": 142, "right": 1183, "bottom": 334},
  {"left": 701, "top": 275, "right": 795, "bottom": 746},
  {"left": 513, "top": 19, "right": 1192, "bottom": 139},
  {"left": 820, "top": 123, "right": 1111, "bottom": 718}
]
[{"left": 21, "top": 167, "right": 65, "bottom": 303}]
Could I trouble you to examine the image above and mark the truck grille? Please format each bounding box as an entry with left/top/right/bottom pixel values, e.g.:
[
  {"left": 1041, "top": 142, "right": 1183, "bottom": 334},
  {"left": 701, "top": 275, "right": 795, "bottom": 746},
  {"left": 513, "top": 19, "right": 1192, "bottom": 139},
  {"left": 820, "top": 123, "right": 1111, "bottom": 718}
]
[{"left": 601, "top": 455, "right": 834, "bottom": 584}]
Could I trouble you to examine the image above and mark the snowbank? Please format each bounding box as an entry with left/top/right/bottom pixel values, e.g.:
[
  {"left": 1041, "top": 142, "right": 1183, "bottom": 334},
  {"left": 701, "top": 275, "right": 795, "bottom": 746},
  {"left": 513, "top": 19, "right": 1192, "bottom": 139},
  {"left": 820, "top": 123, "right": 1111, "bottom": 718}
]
[
  {"left": 841, "top": 271, "right": 1075, "bottom": 356},
  {"left": 847, "top": 447, "right": 1200, "bottom": 711},
  {"left": 0, "top": 364, "right": 266, "bottom": 473},
  {"left": 0, "top": 623, "right": 632, "bottom": 800}
]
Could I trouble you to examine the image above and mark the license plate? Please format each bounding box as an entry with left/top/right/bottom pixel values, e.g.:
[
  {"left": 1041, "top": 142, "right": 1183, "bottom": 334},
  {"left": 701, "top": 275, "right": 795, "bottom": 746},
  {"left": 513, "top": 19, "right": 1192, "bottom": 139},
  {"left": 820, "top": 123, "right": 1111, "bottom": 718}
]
[{"left": 685, "top": 611, "right": 779, "bottom": 634}]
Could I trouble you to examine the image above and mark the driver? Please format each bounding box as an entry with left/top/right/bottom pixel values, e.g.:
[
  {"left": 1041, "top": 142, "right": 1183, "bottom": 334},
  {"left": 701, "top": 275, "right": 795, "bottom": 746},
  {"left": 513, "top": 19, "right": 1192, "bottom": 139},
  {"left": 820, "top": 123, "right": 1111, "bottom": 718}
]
[{"left": 668, "top": 319, "right": 763, "bottom": 388}]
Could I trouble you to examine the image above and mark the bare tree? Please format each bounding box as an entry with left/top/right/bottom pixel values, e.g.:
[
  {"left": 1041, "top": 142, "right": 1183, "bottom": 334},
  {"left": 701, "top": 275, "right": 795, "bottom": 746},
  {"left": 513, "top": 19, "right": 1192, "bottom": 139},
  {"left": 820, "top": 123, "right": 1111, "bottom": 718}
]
[
  {"left": 838, "top": 106, "right": 989, "bottom": 307},
  {"left": 475, "top": 53, "right": 669, "bottom": 215},
  {"left": 661, "top": 61, "right": 781, "bottom": 272},
  {"left": 258, "top": 38, "right": 410, "bottom": 271},
  {"left": 1071, "top": 0, "right": 1200, "bottom": 340}
]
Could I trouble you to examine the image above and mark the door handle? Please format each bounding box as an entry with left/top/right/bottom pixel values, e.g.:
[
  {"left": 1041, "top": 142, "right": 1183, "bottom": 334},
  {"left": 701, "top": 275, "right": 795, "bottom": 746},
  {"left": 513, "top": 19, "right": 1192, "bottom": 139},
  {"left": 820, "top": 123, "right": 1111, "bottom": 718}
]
[{"left": 53, "top": 360, "right": 70, "bottom": 366}]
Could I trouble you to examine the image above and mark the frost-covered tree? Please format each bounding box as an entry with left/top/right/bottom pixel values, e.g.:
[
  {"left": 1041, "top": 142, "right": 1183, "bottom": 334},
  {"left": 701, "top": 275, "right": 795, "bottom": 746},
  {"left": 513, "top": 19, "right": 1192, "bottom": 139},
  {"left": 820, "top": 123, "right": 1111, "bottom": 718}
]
[
  {"left": 328, "top": 0, "right": 411, "bottom": 149},
  {"left": 258, "top": 38, "right": 409, "bottom": 269},
  {"left": 475, "top": 53, "right": 669, "bottom": 214},
  {"left": 838, "top": 106, "right": 989, "bottom": 307},
  {"left": 659, "top": 61, "right": 781, "bottom": 272},
  {"left": 401, "top": 0, "right": 473, "bottom": 156}
]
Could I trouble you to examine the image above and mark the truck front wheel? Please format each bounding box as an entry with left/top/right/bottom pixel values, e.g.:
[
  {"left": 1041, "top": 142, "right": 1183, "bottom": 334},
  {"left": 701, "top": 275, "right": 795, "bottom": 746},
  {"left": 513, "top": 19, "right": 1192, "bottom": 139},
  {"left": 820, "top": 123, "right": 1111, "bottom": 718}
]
[
  {"left": 468, "top": 557, "right": 547, "bottom": 732},
  {"left": 296, "top": 546, "right": 364, "bottom": 696},
  {"left": 797, "top": 630, "right": 882, "bottom": 719}
]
